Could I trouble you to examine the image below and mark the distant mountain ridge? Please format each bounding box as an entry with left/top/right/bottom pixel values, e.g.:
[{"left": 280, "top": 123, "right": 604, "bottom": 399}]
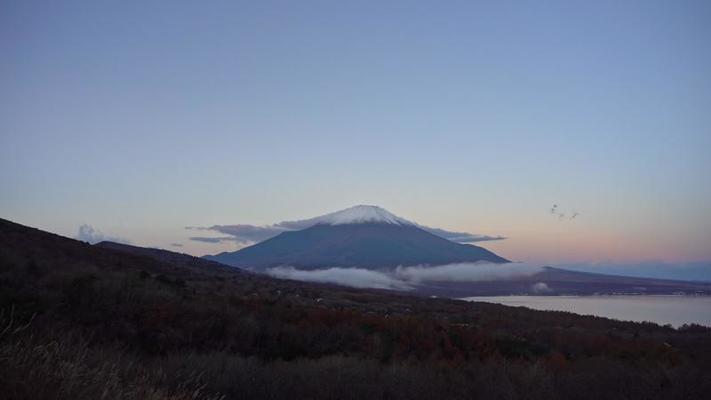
[{"left": 205, "top": 206, "right": 509, "bottom": 270}]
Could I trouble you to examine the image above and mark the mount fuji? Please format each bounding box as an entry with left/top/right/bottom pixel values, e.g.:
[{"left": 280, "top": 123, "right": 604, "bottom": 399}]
[{"left": 205, "top": 205, "right": 509, "bottom": 270}]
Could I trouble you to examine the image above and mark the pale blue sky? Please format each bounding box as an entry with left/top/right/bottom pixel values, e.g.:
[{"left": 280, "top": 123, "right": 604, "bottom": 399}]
[{"left": 1, "top": 1, "right": 710, "bottom": 263}]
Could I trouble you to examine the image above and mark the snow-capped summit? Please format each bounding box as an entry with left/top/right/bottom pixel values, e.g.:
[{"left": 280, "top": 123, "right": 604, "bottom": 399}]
[{"left": 308, "top": 205, "right": 414, "bottom": 226}]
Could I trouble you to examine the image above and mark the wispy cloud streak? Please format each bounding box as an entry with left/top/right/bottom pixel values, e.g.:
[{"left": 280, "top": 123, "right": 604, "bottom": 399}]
[{"left": 189, "top": 222, "right": 505, "bottom": 245}]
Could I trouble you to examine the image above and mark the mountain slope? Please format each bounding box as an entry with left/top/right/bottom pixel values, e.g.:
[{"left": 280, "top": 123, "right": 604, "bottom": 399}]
[
  {"left": 95, "top": 240, "right": 243, "bottom": 273},
  {"left": 206, "top": 222, "right": 508, "bottom": 270}
]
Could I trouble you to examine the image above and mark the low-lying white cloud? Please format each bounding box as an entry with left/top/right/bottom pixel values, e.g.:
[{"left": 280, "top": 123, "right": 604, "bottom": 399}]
[
  {"left": 395, "top": 262, "right": 542, "bottom": 283},
  {"left": 531, "top": 282, "right": 552, "bottom": 294},
  {"left": 267, "top": 266, "right": 412, "bottom": 290},
  {"left": 266, "top": 262, "right": 543, "bottom": 290}
]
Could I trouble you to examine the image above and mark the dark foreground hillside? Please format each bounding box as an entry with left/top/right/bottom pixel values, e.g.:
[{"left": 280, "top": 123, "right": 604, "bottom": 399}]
[{"left": 1, "top": 218, "right": 710, "bottom": 400}]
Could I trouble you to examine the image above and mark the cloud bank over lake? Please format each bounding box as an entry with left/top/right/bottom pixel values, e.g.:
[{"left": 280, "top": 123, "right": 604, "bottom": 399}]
[{"left": 267, "top": 262, "right": 542, "bottom": 290}]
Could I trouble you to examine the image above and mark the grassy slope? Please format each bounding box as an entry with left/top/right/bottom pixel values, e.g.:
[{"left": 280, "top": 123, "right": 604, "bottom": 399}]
[{"left": 1, "top": 218, "right": 711, "bottom": 400}]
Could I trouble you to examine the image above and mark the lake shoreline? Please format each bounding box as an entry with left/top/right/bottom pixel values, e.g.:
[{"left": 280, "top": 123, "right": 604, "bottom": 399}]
[{"left": 462, "top": 295, "right": 711, "bottom": 327}]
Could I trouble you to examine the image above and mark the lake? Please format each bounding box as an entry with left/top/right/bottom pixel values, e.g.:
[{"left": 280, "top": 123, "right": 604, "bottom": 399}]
[{"left": 463, "top": 295, "right": 711, "bottom": 327}]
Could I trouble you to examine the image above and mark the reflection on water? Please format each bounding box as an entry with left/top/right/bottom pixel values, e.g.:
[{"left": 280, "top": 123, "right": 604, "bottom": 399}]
[{"left": 462, "top": 295, "right": 711, "bottom": 327}]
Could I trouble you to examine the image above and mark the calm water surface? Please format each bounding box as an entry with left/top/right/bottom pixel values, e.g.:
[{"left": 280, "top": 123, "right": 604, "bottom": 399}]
[{"left": 463, "top": 295, "right": 711, "bottom": 327}]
